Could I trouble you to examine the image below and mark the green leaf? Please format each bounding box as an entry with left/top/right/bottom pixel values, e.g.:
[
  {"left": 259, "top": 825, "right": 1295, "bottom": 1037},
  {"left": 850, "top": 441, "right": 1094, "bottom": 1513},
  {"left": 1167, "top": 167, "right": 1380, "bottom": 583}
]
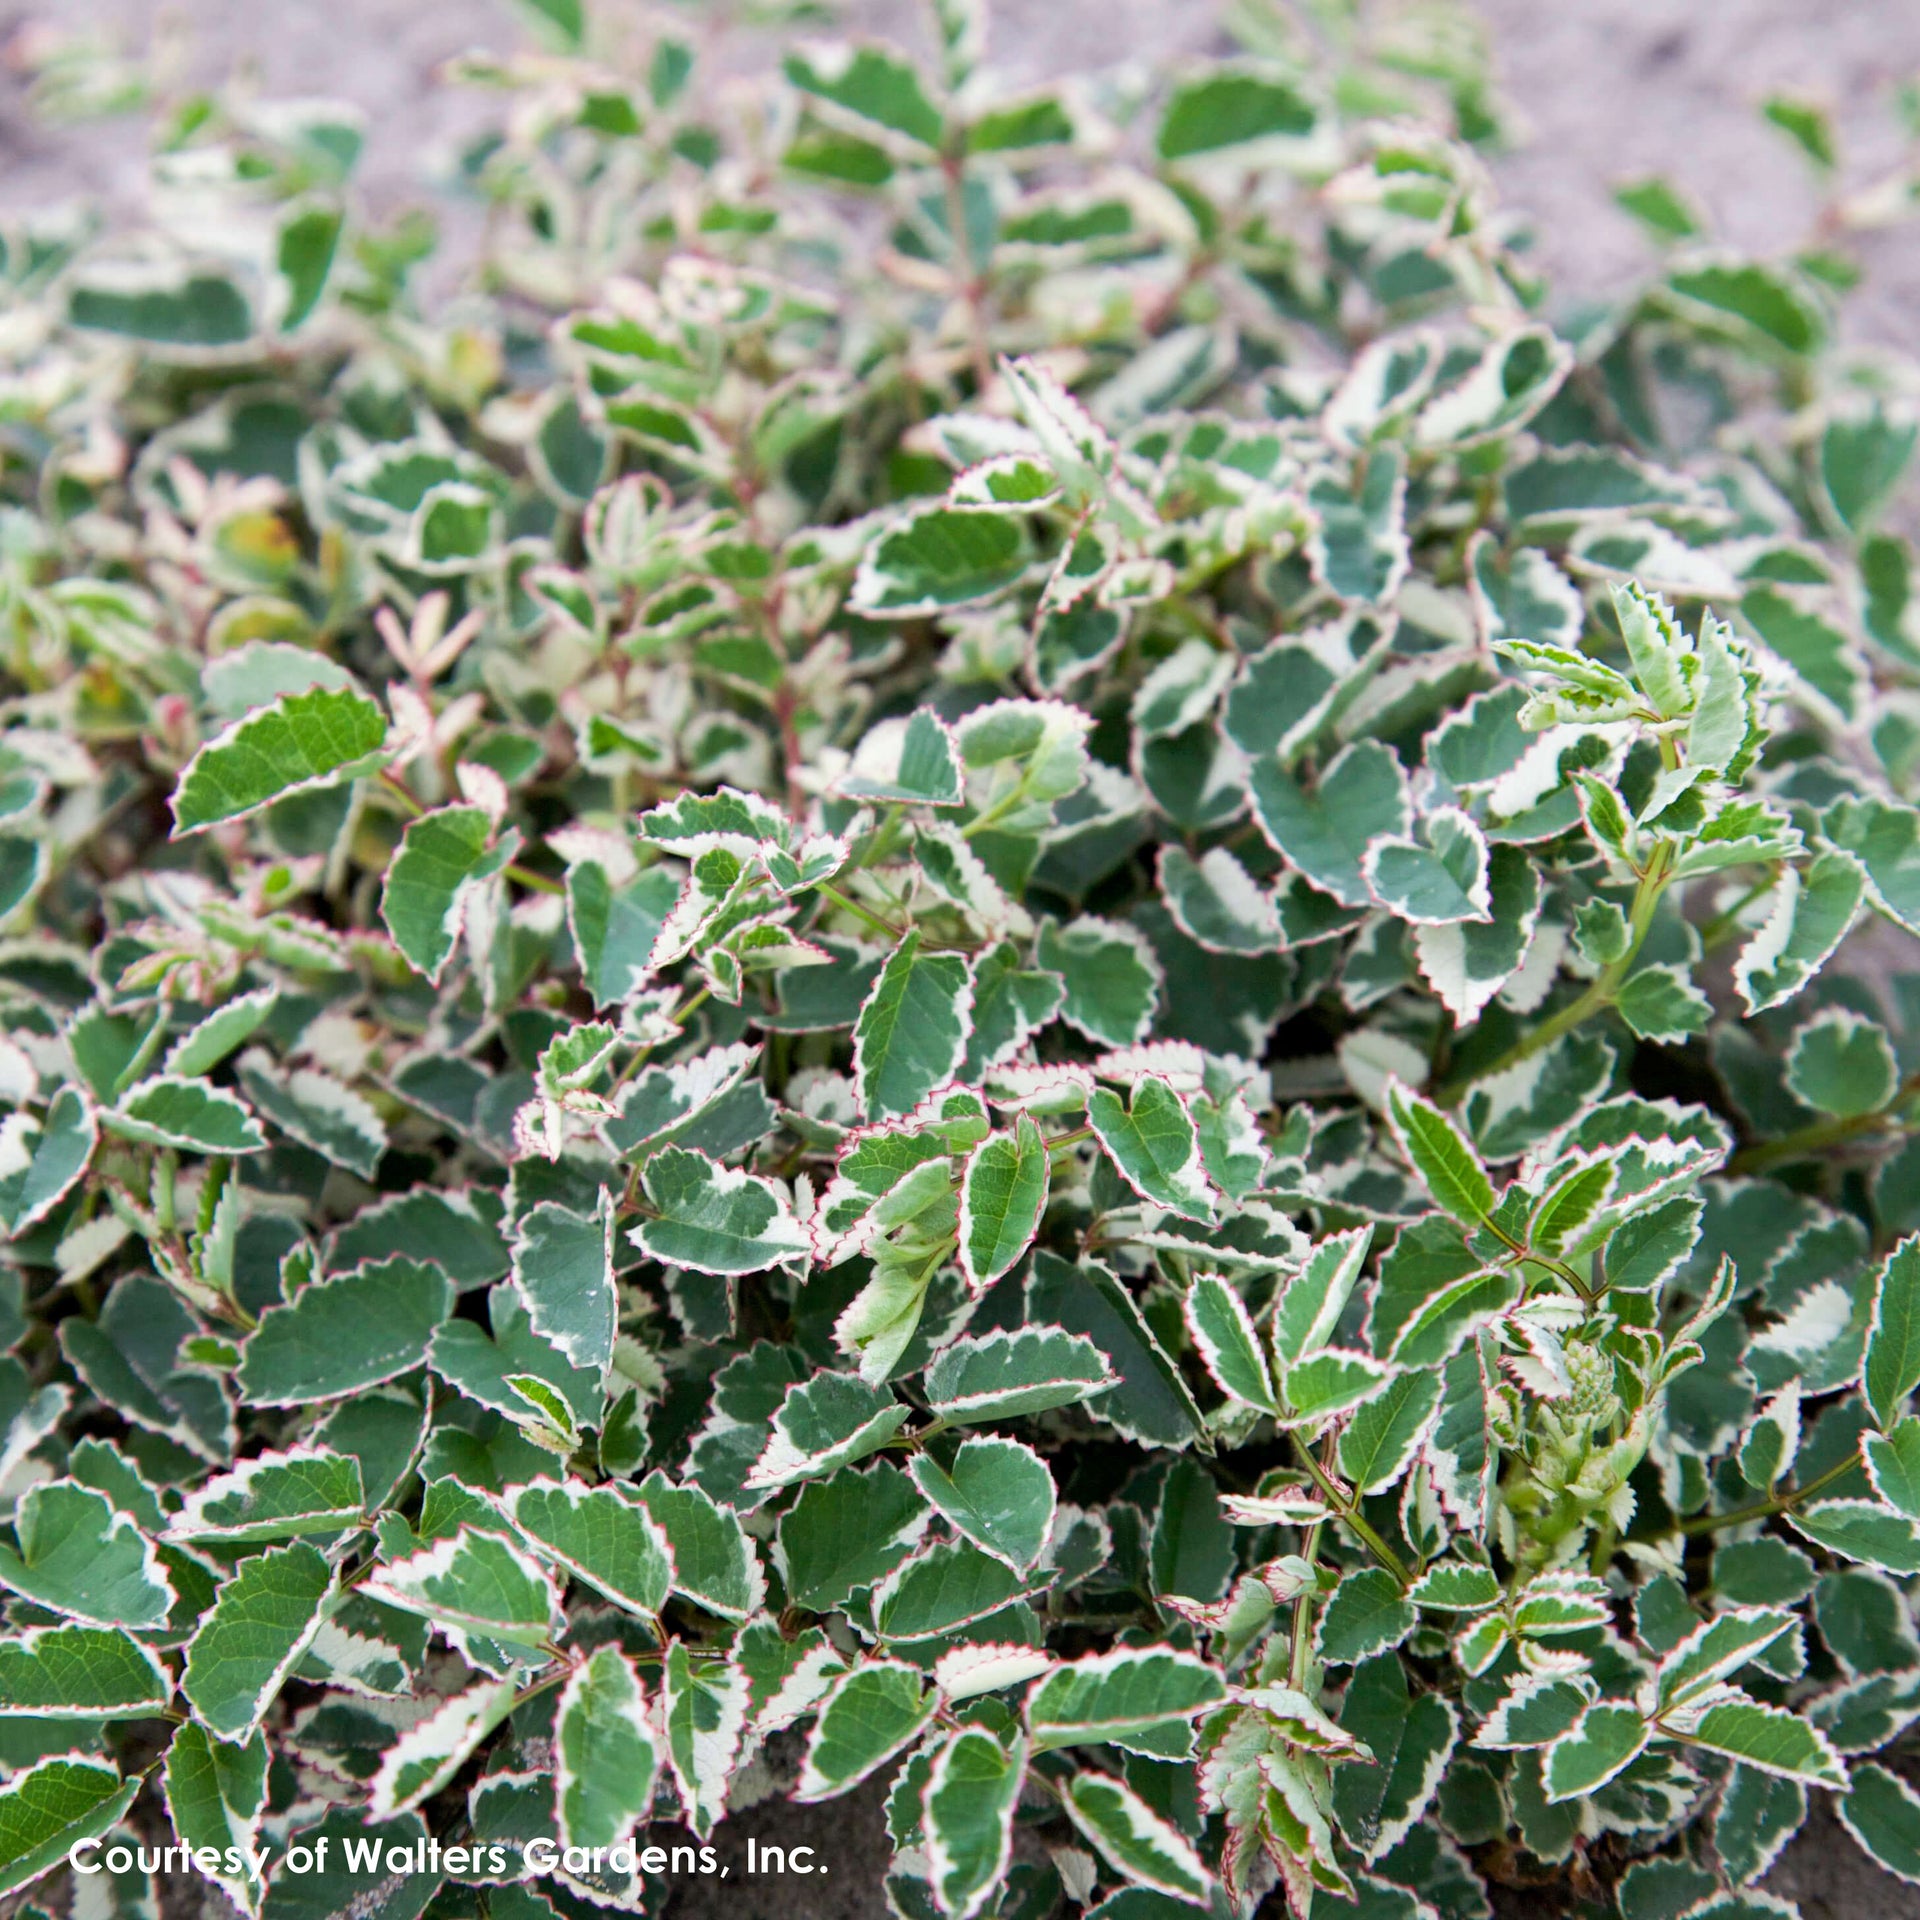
[
  {"left": 1786, "top": 1009, "right": 1896, "bottom": 1117},
  {"left": 0, "top": 1624, "right": 170, "bottom": 1719},
  {"left": 172, "top": 685, "right": 388, "bottom": 835},
  {"left": 513, "top": 1196, "right": 616, "bottom": 1378},
  {"left": 1612, "top": 581, "right": 1692, "bottom": 718},
  {"left": 922, "top": 1326, "right": 1115, "bottom": 1423},
  {"left": 1282, "top": 1348, "right": 1396, "bottom": 1425},
  {"left": 1156, "top": 845, "right": 1280, "bottom": 956},
  {"left": 958, "top": 1115, "right": 1048, "bottom": 1291},
  {"left": 499, "top": 1479, "right": 673, "bottom": 1617},
  {"left": 1789, "top": 1499, "right": 1920, "bottom": 1573},
  {"left": 1026, "top": 1252, "right": 1203, "bottom": 1447},
  {"left": 1822, "top": 409, "right": 1918, "bottom": 534},
  {"left": 1062, "top": 1769, "right": 1211, "bottom": 1905},
  {"left": 796, "top": 1660, "right": 937, "bottom": 1800},
  {"left": 853, "top": 507, "right": 1031, "bottom": 616},
  {"left": 1663, "top": 259, "right": 1826, "bottom": 357},
  {"left": 1615, "top": 963, "right": 1712, "bottom": 1043},
  {"left": 1405, "top": 1563, "right": 1501, "bottom": 1611},
  {"left": 1715, "top": 1765, "right": 1807, "bottom": 1886},
  {"left": 362, "top": 1526, "right": 561, "bottom": 1649},
  {"left": 1332, "top": 1655, "right": 1456, "bottom": 1861},
  {"left": 1862, "top": 1419, "right": 1920, "bottom": 1519},
  {"left": 662, "top": 1637, "right": 750, "bottom": 1837},
  {"left": 0, "top": 1086, "right": 96, "bottom": 1235},
  {"left": 1827, "top": 795, "right": 1920, "bottom": 937},
  {"left": 908, "top": 1437, "right": 1055, "bottom": 1573},
  {"left": 1157, "top": 66, "right": 1319, "bottom": 161},
  {"left": 1317, "top": 1568, "right": 1416, "bottom": 1664},
  {"left": 1743, "top": 1397, "right": 1797, "bottom": 1497},
  {"left": 1183, "top": 1274, "right": 1277, "bottom": 1412},
  {"left": 1251, "top": 742, "right": 1410, "bottom": 910},
  {"left": 236, "top": 1058, "right": 387, "bottom": 1178},
  {"left": 1865, "top": 1236, "right": 1920, "bottom": 1430},
  {"left": 163, "top": 1724, "right": 270, "bottom": 1916},
  {"left": 1338, "top": 1369, "right": 1443, "bottom": 1495},
  {"left": 1742, "top": 585, "right": 1862, "bottom": 722},
  {"left": 1837, "top": 1762, "right": 1920, "bottom": 1888},
  {"left": 1274, "top": 1227, "right": 1374, "bottom": 1368},
  {"left": 632, "top": 1146, "right": 810, "bottom": 1275},
  {"left": 257, "top": 1808, "right": 438, "bottom": 1920},
  {"left": 183, "top": 1542, "right": 335, "bottom": 1740},
  {"left": 1036, "top": 914, "right": 1159, "bottom": 1047},
  {"left": 1664, "top": 1695, "right": 1847, "bottom": 1788},
  {"left": 784, "top": 43, "right": 944, "bottom": 150},
  {"left": 592, "top": 1477, "right": 751, "bottom": 1625},
  {"left": 0, "top": 1481, "right": 172, "bottom": 1628},
  {"left": 277, "top": 202, "right": 343, "bottom": 331},
  {"left": 238, "top": 1257, "right": 453, "bottom": 1406},
  {"left": 1417, "top": 327, "right": 1572, "bottom": 449},
  {"left": 1385, "top": 1083, "right": 1497, "bottom": 1230},
  {"left": 962, "top": 942, "right": 1066, "bottom": 1079},
  {"left": 1363, "top": 808, "right": 1492, "bottom": 926},
  {"left": 567, "top": 861, "right": 679, "bottom": 1009},
  {"left": 430, "top": 1281, "right": 602, "bottom": 1434},
  {"left": 168, "top": 1448, "right": 366, "bottom": 1543},
  {"left": 1026, "top": 1649, "right": 1226, "bottom": 1755},
  {"left": 369, "top": 1677, "right": 517, "bottom": 1818},
  {"left": 1413, "top": 845, "right": 1542, "bottom": 1024},
  {"left": 747, "top": 1371, "right": 911, "bottom": 1490},
  {"left": 923, "top": 1729, "right": 1026, "bottom": 1920},
  {"left": 1735, "top": 851, "right": 1865, "bottom": 1014},
  {"left": 1474, "top": 1674, "right": 1590, "bottom": 1750},
  {"left": 108, "top": 1076, "right": 268, "bottom": 1155},
  {"left": 0, "top": 1755, "right": 137, "bottom": 1899},
  {"left": 777, "top": 1462, "right": 931, "bottom": 1611},
  {"left": 1087, "top": 1076, "right": 1218, "bottom": 1224},
  {"left": 839, "top": 709, "right": 965, "bottom": 807},
  {"left": 380, "top": 805, "right": 504, "bottom": 984},
  {"left": 853, "top": 932, "right": 975, "bottom": 1121},
  {"left": 1656, "top": 1608, "right": 1800, "bottom": 1709},
  {"left": 873, "top": 1538, "right": 1029, "bottom": 1640},
  {"left": 556, "top": 1647, "right": 658, "bottom": 1849},
  {"left": 164, "top": 988, "right": 279, "bottom": 1079},
  {"left": 1543, "top": 1702, "right": 1649, "bottom": 1801},
  {"left": 70, "top": 265, "right": 254, "bottom": 348}
]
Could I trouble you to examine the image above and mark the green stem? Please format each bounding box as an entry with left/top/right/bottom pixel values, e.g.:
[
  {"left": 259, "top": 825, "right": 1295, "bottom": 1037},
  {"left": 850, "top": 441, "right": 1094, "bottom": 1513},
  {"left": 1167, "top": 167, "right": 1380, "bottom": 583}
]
[
  {"left": 859, "top": 803, "right": 910, "bottom": 872},
  {"left": 1728, "top": 1102, "right": 1915, "bottom": 1176},
  {"left": 1439, "top": 842, "right": 1675, "bottom": 1103},
  {"left": 814, "top": 881, "right": 906, "bottom": 943},
  {"left": 378, "top": 770, "right": 425, "bottom": 816},
  {"left": 383, "top": 770, "right": 558, "bottom": 894},
  {"left": 1676, "top": 1453, "right": 1859, "bottom": 1536},
  {"left": 610, "top": 986, "right": 712, "bottom": 1093},
  {"left": 1289, "top": 1519, "right": 1324, "bottom": 1690},
  {"left": 1290, "top": 1435, "right": 1411, "bottom": 1585},
  {"left": 1697, "top": 872, "right": 1777, "bottom": 952},
  {"left": 939, "top": 153, "right": 993, "bottom": 395}
]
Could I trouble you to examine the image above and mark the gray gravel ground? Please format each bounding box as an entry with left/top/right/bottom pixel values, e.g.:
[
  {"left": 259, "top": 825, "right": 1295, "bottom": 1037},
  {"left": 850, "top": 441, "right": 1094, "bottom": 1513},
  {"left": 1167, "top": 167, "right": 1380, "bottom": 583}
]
[
  {"left": 4, "top": 0, "right": 1919, "bottom": 333},
  {"left": 3, "top": 1, "right": 1919, "bottom": 1915}
]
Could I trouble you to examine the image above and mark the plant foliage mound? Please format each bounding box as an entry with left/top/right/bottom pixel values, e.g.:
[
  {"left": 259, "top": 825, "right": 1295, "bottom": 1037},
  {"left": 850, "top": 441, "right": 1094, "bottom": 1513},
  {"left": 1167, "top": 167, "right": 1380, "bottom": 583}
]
[{"left": 4, "top": 4, "right": 1920, "bottom": 1918}]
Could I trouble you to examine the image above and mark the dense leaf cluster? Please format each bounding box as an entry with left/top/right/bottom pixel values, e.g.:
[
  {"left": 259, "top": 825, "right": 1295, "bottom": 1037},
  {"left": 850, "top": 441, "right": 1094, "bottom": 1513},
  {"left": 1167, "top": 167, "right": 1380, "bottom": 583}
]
[{"left": 3, "top": 4, "right": 1920, "bottom": 1918}]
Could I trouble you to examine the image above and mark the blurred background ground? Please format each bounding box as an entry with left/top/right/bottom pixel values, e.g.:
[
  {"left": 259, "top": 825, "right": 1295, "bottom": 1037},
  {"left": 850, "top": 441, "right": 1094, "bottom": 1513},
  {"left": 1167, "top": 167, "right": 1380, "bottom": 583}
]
[
  {"left": 3, "top": 0, "right": 1919, "bottom": 340},
  {"left": 2, "top": 1, "right": 1918, "bottom": 1915}
]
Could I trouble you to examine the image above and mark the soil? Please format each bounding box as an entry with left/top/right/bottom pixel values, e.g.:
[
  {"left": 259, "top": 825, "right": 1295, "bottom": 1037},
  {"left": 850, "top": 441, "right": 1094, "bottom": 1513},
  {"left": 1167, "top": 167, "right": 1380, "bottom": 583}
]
[{"left": 3, "top": 2, "right": 1918, "bottom": 1916}]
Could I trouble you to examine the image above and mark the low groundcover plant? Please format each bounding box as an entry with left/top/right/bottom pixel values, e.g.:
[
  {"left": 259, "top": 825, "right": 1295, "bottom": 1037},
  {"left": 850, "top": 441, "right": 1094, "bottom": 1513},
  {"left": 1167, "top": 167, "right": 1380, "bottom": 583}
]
[{"left": 3, "top": 3, "right": 1920, "bottom": 1917}]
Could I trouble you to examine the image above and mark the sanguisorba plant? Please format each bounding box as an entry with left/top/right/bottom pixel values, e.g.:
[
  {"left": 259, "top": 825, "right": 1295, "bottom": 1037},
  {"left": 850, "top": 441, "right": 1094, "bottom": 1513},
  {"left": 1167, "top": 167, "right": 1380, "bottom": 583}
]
[{"left": 4, "top": 2, "right": 1920, "bottom": 1916}]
